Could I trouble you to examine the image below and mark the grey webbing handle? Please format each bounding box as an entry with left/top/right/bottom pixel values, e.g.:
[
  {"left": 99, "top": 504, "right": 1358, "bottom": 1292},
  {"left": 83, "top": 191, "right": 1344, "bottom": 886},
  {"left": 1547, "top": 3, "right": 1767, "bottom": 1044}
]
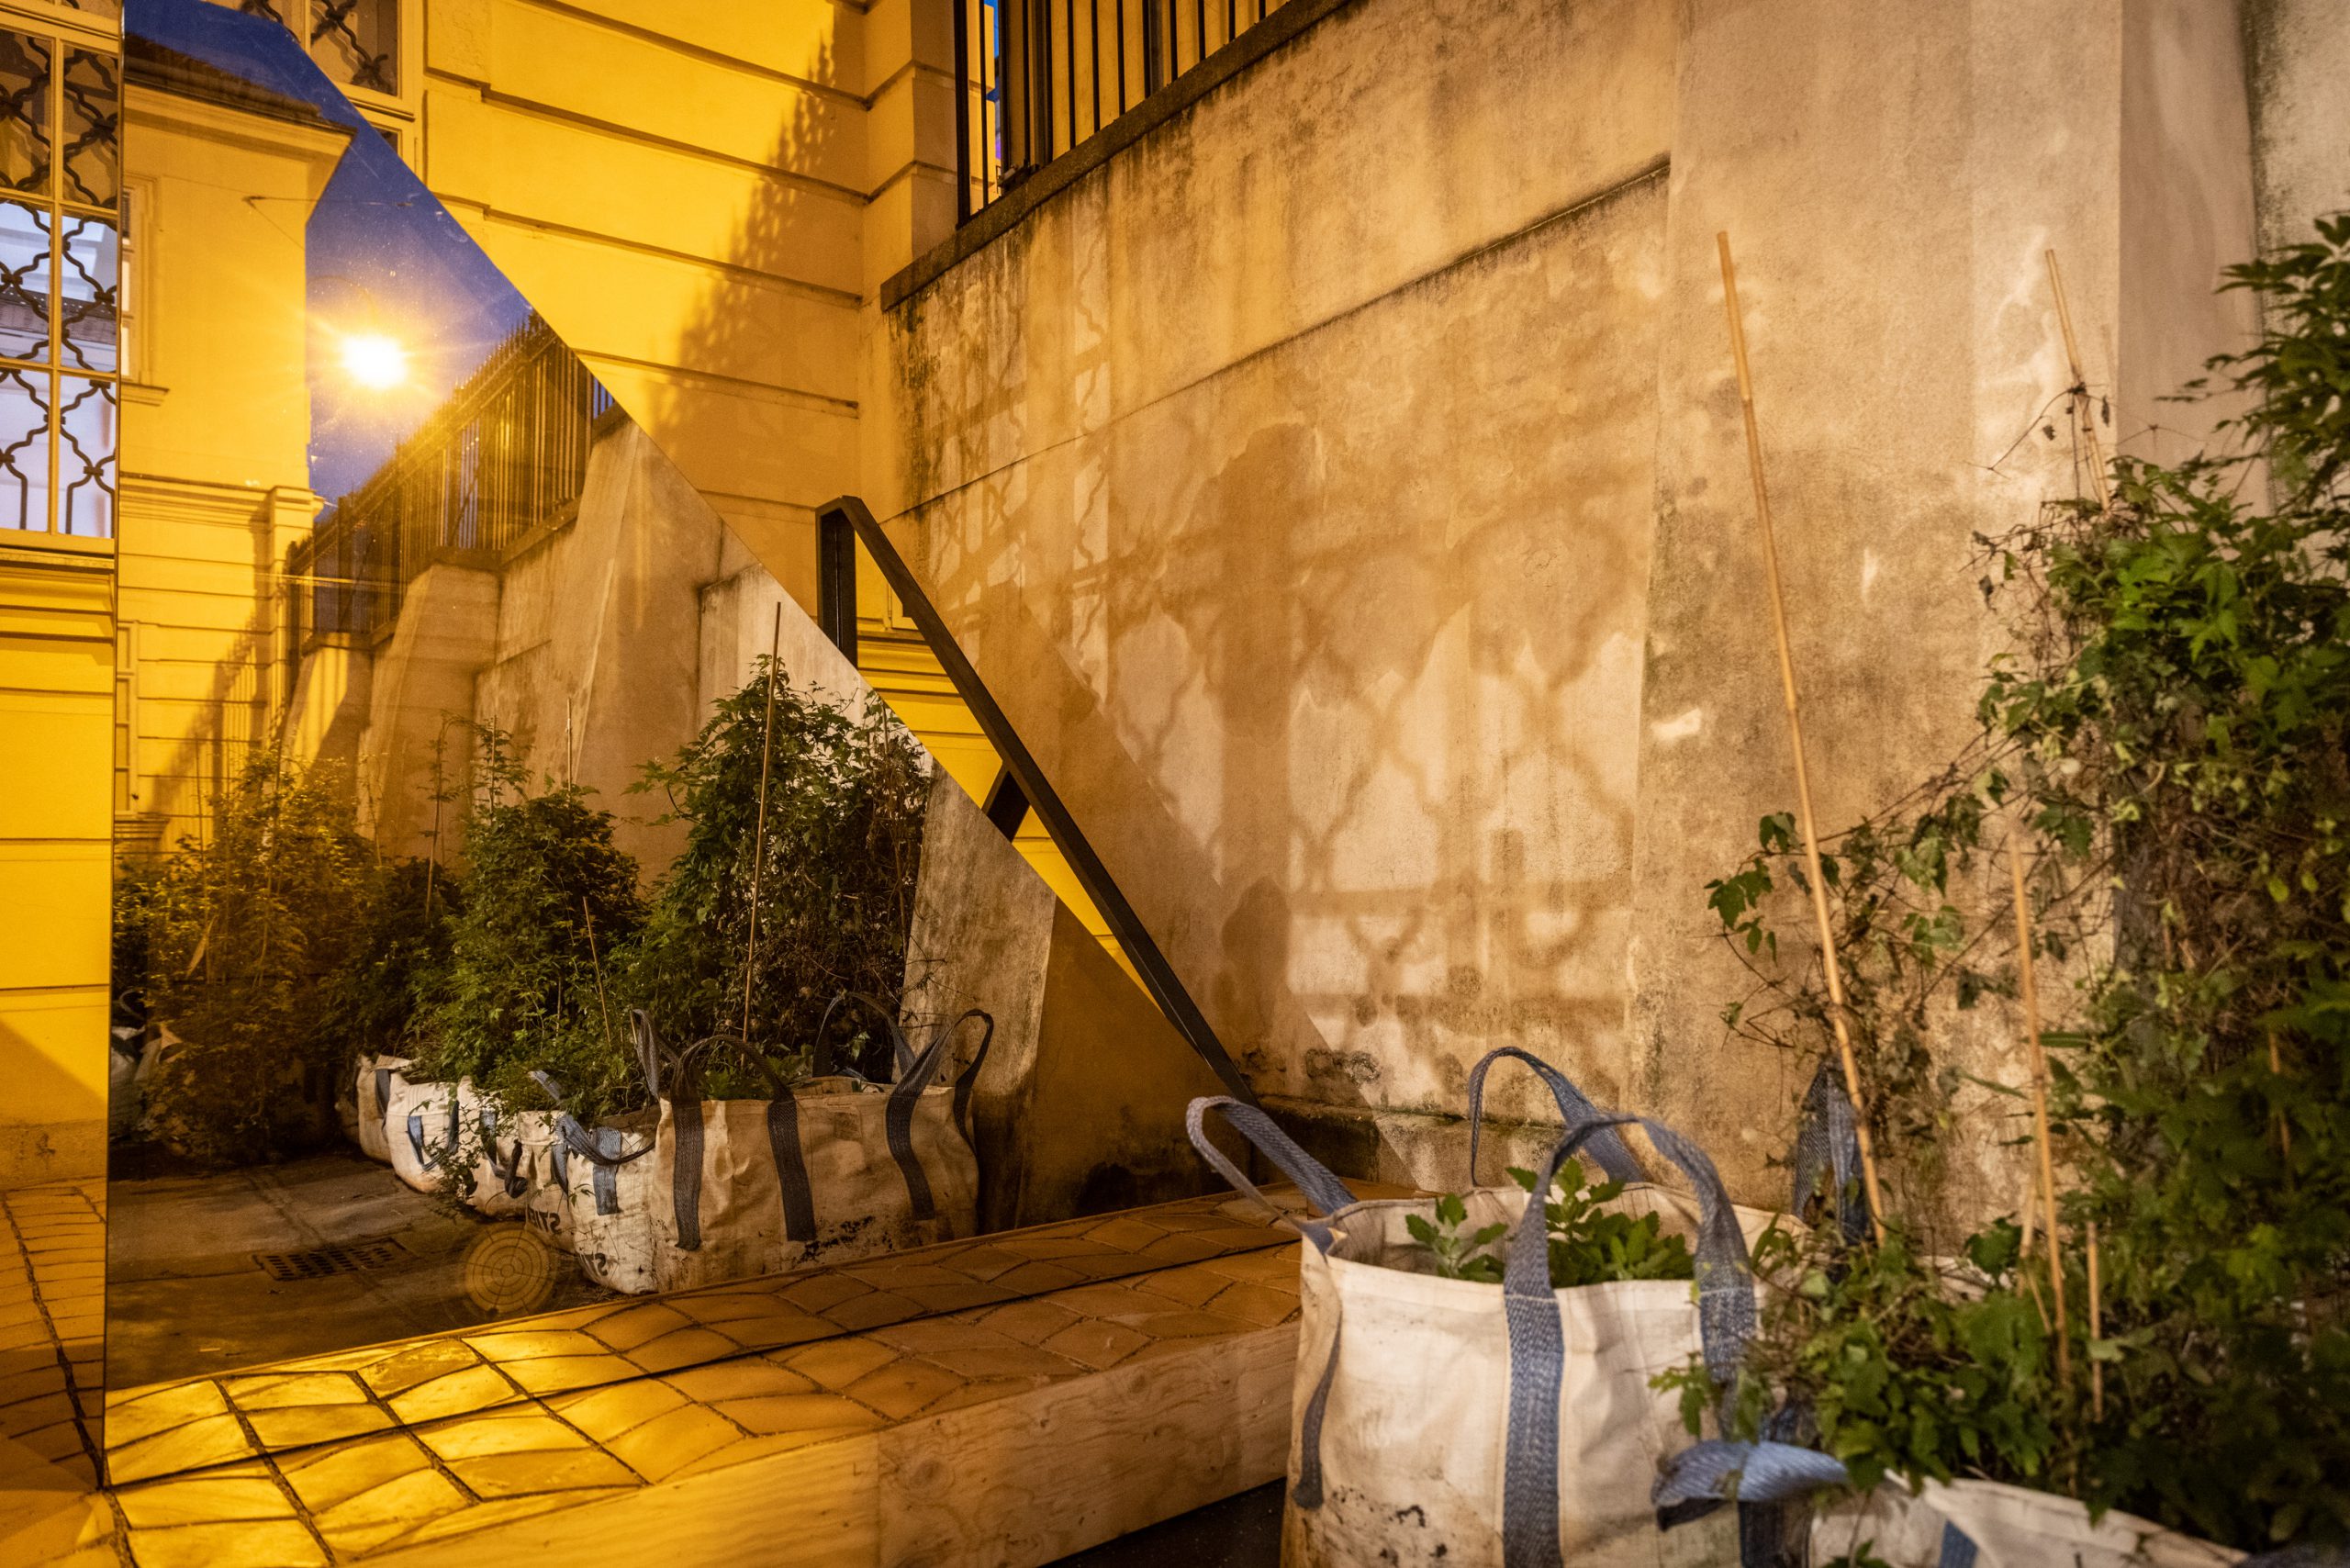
[
  {"left": 1184, "top": 1096, "right": 1356, "bottom": 1233},
  {"left": 1503, "top": 1115, "right": 1760, "bottom": 1568},
  {"left": 478, "top": 1104, "right": 528, "bottom": 1198},
  {"left": 1792, "top": 1058, "right": 1869, "bottom": 1244},
  {"left": 531, "top": 1070, "right": 651, "bottom": 1170},
  {"left": 1185, "top": 1095, "right": 1358, "bottom": 1512},
  {"left": 816, "top": 991, "right": 917, "bottom": 1080},
  {"left": 881, "top": 1007, "right": 996, "bottom": 1222},
  {"left": 1465, "top": 1046, "right": 1643, "bottom": 1189}
]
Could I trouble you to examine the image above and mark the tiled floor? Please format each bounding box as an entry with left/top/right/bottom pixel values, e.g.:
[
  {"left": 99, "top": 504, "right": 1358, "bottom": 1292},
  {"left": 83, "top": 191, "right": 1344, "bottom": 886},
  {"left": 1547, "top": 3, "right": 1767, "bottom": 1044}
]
[
  {"left": 0, "top": 1182, "right": 106, "bottom": 1488},
  {"left": 0, "top": 1181, "right": 1311, "bottom": 1566}
]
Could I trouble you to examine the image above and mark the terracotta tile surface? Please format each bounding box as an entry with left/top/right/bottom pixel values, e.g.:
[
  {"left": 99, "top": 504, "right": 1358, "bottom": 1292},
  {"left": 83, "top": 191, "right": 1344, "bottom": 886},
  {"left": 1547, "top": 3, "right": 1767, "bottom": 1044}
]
[{"left": 0, "top": 1182, "right": 1324, "bottom": 1563}]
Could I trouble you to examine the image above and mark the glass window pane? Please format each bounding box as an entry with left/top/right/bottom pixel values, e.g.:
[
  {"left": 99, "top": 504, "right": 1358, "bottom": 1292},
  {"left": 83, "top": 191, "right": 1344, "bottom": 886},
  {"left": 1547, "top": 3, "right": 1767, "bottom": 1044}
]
[
  {"left": 61, "top": 50, "right": 118, "bottom": 210},
  {"left": 58, "top": 373, "right": 111, "bottom": 537},
  {"left": 59, "top": 213, "right": 115, "bottom": 372},
  {"left": 0, "top": 201, "right": 49, "bottom": 364},
  {"left": 312, "top": 0, "right": 397, "bottom": 95},
  {"left": 0, "top": 32, "right": 50, "bottom": 197},
  {"left": 0, "top": 364, "right": 50, "bottom": 531}
]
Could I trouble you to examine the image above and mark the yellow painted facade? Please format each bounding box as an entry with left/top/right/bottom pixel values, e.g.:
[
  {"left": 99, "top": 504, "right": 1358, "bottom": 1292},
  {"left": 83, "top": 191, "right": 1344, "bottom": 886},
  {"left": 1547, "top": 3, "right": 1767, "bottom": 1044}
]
[
  {"left": 116, "top": 77, "right": 344, "bottom": 854},
  {"left": 0, "top": 0, "right": 121, "bottom": 1184}
]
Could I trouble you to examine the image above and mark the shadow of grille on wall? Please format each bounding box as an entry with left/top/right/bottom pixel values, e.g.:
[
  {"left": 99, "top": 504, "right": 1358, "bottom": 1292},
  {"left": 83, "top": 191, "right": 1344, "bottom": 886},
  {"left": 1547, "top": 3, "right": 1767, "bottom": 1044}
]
[
  {"left": 955, "top": 0, "right": 1300, "bottom": 220},
  {"left": 292, "top": 314, "right": 615, "bottom": 644}
]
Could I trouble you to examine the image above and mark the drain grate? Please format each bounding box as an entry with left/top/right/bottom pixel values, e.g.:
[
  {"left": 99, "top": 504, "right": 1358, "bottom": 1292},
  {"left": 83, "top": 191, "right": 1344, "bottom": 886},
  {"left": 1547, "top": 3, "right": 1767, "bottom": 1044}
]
[{"left": 253, "top": 1238, "right": 408, "bottom": 1282}]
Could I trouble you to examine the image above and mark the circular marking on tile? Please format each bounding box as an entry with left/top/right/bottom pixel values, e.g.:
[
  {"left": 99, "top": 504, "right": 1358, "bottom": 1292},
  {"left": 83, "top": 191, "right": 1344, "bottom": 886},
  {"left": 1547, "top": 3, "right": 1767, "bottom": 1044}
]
[{"left": 464, "top": 1225, "right": 559, "bottom": 1316}]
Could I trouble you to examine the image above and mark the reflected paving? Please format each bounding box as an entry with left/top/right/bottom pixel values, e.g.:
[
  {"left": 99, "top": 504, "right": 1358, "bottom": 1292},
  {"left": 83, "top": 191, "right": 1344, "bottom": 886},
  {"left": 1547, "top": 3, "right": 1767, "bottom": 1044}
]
[{"left": 103, "top": 1190, "right": 1307, "bottom": 1481}]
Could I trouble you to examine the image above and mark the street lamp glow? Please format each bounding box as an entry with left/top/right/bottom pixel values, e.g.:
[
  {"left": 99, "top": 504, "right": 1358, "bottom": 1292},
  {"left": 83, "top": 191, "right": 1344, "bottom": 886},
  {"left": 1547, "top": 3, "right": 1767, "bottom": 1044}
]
[{"left": 339, "top": 331, "right": 407, "bottom": 390}]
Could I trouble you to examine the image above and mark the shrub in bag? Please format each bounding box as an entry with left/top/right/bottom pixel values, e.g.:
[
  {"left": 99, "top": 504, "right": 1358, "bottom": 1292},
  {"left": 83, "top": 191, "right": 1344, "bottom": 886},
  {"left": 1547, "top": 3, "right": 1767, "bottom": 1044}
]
[
  {"left": 640, "top": 996, "right": 993, "bottom": 1293},
  {"left": 1190, "top": 1046, "right": 1782, "bottom": 1568}
]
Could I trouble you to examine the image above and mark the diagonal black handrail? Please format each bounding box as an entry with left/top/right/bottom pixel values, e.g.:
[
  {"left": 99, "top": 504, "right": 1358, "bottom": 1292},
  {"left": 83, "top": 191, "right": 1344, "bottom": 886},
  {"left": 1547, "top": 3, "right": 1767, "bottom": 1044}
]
[{"left": 817, "top": 494, "right": 1259, "bottom": 1105}]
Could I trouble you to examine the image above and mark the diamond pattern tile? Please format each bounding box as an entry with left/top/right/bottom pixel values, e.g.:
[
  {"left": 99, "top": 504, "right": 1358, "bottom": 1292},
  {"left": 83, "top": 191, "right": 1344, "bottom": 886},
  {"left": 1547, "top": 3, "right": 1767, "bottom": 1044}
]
[{"left": 0, "top": 1182, "right": 1337, "bottom": 1563}]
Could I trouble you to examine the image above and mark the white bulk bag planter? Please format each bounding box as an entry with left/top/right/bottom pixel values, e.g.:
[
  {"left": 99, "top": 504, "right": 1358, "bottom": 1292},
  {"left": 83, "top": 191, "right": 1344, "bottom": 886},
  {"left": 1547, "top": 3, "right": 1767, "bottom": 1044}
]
[
  {"left": 639, "top": 1000, "right": 991, "bottom": 1294},
  {"left": 351, "top": 1054, "right": 409, "bottom": 1164},
  {"left": 385, "top": 1071, "right": 467, "bottom": 1195},
  {"left": 540, "top": 1091, "right": 662, "bottom": 1297},
  {"left": 1660, "top": 1440, "right": 2337, "bottom": 1568},
  {"left": 1190, "top": 1047, "right": 1779, "bottom": 1568},
  {"left": 460, "top": 1092, "right": 560, "bottom": 1220}
]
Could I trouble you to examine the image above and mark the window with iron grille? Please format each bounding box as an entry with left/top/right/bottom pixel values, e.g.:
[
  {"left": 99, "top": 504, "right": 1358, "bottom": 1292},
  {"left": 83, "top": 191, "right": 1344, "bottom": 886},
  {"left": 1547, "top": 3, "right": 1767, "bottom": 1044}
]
[
  {"left": 0, "top": 23, "right": 118, "bottom": 541},
  {"left": 222, "top": 0, "right": 395, "bottom": 97},
  {"left": 955, "top": 0, "right": 1296, "bottom": 221}
]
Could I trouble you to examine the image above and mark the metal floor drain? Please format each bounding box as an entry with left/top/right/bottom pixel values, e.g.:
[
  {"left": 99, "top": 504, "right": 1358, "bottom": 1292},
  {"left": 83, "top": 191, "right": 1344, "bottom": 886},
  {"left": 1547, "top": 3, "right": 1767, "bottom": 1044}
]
[{"left": 253, "top": 1238, "right": 407, "bottom": 1282}]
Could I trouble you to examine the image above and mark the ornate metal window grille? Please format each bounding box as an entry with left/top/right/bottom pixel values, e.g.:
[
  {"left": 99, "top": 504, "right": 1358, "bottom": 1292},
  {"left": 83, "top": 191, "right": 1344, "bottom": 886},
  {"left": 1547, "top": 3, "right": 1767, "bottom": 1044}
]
[
  {"left": 221, "top": 0, "right": 397, "bottom": 96},
  {"left": 0, "top": 26, "right": 117, "bottom": 542}
]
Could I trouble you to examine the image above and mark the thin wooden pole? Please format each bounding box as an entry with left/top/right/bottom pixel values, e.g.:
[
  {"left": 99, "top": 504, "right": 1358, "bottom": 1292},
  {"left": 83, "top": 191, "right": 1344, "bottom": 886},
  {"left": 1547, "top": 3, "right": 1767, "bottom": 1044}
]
[
  {"left": 2044, "top": 250, "right": 2112, "bottom": 511},
  {"left": 1716, "top": 231, "right": 1889, "bottom": 1245},
  {"left": 2009, "top": 841, "right": 2073, "bottom": 1391},
  {"left": 2268, "top": 1031, "right": 2293, "bottom": 1165},
  {"left": 582, "top": 896, "right": 616, "bottom": 1055},
  {"left": 2086, "top": 1220, "right": 2105, "bottom": 1419},
  {"left": 740, "top": 603, "right": 785, "bottom": 1042}
]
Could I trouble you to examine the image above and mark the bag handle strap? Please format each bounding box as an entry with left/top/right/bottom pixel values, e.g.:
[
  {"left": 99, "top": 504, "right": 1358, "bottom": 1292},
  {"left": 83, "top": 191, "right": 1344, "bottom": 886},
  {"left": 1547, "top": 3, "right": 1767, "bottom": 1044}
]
[
  {"left": 879, "top": 1007, "right": 995, "bottom": 1221},
  {"left": 1183, "top": 1096, "right": 1357, "bottom": 1237},
  {"left": 1503, "top": 1115, "right": 1761, "bottom": 1568},
  {"left": 1465, "top": 1046, "right": 1643, "bottom": 1189},
  {"left": 530, "top": 1071, "right": 651, "bottom": 1171},
  {"left": 1185, "top": 1094, "right": 1358, "bottom": 1515},
  {"left": 816, "top": 991, "right": 916, "bottom": 1080},
  {"left": 1792, "top": 1058, "right": 1869, "bottom": 1244}
]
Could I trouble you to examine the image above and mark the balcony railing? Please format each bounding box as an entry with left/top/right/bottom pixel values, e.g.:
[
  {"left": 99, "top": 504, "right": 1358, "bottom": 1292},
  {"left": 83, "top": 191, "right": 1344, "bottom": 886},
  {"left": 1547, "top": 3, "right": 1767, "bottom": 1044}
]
[
  {"left": 953, "top": 0, "right": 1300, "bottom": 220},
  {"left": 294, "top": 315, "right": 611, "bottom": 640}
]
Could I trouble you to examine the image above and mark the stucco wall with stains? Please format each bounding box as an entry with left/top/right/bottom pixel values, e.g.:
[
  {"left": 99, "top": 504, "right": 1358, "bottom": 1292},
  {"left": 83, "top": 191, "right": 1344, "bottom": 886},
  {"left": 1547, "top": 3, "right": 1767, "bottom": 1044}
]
[{"left": 869, "top": 0, "right": 2333, "bottom": 1215}]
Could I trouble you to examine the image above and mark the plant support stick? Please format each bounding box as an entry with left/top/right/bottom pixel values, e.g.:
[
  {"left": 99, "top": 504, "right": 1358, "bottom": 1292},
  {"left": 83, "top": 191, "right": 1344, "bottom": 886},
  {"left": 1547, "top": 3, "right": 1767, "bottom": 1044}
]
[
  {"left": 740, "top": 602, "right": 785, "bottom": 1042},
  {"left": 2087, "top": 1220, "right": 2104, "bottom": 1420},
  {"left": 2045, "top": 250, "right": 2112, "bottom": 511},
  {"left": 1717, "top": 231, "right": 1889, "bottom": 1244},
  {"left": 2009, "top": 841, "right": 2073, "bottom": 1391}
]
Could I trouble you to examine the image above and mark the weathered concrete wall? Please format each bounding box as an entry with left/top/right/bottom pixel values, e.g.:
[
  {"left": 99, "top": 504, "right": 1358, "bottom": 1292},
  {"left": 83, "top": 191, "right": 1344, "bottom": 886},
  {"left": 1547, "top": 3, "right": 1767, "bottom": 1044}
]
[
  {"left": 876, "top": 0, "right": 1678, "bottom": 1186},
  {"left": 875, "top": 0, "right": 2297, "bottom": 1213},
  {"left": 2246, "top": 0, "right": 2350, "bottom": 256}
]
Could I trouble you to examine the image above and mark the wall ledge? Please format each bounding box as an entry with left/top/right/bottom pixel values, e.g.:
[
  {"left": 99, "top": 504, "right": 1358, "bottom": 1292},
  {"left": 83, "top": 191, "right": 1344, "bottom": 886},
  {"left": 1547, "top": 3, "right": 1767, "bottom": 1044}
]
[{"left": 878, "top": 0, "right": 1365, "bottom": 313}]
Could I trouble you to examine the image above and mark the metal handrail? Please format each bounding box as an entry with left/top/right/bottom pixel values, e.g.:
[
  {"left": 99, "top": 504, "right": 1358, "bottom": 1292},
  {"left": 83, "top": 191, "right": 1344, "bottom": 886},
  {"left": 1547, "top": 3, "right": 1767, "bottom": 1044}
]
[{"left": 816, "top": 494, "right": 1259, "bottom": 1105}]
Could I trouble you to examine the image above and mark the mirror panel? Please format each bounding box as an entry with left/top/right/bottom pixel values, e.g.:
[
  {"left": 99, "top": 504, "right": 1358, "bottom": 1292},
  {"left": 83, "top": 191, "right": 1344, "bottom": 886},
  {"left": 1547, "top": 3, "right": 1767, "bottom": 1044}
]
[{"left": 103, "top": 0, "right": 1232, "bottom": 1451}]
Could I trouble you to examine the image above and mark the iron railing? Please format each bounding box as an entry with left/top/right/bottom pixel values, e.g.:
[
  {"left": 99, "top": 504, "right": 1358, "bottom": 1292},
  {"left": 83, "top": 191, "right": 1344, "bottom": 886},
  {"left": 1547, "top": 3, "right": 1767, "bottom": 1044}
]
[
  {"left": 816, "top": 495, "right": 1258, "bottom": 1103},
  {"left": 954, "top": 0, "right": 1297, "bottom": 220},
  {"left": 295, "top": 315, "right": 612, "bottom": 639}
]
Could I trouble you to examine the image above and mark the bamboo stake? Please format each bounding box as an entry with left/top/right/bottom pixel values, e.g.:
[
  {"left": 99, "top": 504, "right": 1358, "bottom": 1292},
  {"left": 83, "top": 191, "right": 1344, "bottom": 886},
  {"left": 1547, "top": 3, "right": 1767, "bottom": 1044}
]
[
  {"left": 740, "top": 603, "right": 786, "bottom": 1042},
  {"left": 582, "top": 896, "right": 616, "bottom": 1056},
  {"left": 2009, "top": 840, "right": 2073, "bottom": 1391},
  {"left": 2086, "top": 1220, "right": 2105, "bottom": 1420},
  {"left": 2044, "top": 250, "right": 2112, "bottom": 511},
  {"left": 1717, "top": 231, "right": 1889, "bottom": 1245},
  {"left": 2268, "top": 1031, "right": 2293, "bottom": 1164}
]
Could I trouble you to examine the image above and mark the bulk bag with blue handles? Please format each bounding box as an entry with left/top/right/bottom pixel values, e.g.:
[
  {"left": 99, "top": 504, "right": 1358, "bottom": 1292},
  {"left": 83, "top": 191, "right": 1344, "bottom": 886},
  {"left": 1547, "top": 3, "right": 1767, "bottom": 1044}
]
[
  {"left": 641, "top": 996, "right": 994, "bottom": 1293},
  {"left": 1189, "top": 1046, "right": 1786, "bottom": 1568},
  {"left": 350, "top": 1053, "right": 408, "bottom": 1164}
]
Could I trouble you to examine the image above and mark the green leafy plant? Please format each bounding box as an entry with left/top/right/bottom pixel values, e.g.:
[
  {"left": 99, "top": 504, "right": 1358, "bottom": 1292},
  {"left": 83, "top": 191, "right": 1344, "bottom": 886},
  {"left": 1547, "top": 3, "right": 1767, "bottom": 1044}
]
[
  {"left": 1686, "top": 214, "right": 2350, "bottom": 1550},
  {"left": 133, "top": 751, "right": 372, "bottom": 1164},
  {"left": 1406, "top": 1162, "right": 1697, "bottom": 1289},
  {"left": 1407, "top": 1193, "right": 1507, "bottom": 1282},
  {"left": 625, "top": 663, "right": 930, "bottom": 1084},
  {"left": 319, "top": 856, "right": 456, "bottom": 1063},
  {"left": 416, "top": 727, "right": 643, "bottom": 1120}
]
